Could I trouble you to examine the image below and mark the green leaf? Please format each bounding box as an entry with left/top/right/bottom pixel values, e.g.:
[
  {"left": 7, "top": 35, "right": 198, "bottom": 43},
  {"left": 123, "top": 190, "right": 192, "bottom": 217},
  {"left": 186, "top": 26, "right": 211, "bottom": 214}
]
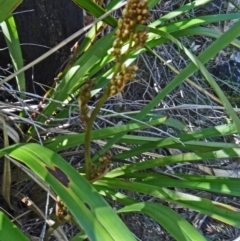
[
  {"left": 90, "top": 15, "right": 240, "bottom": 164},
  {"left": 172, "top": 26, "right": 240, "bottom": 48},
  {"left": 98, "top": 188, "right": 209, "bottom": 241},
  {"left": 0, "top": 143, "right": 136, "bottom": 241},
  {"left": 118, "top": 113, "right": 190, "bottom": 133},
  {"left": 150, "top": 0, "right": 212, "bottom": 27},
  {"left": 0, "top": 211, "right": 30, "bottom": 241},
  {"left": 0, "top": 0, "right": 22, "bottom": 23},
  {"left": 152, "top": 13, "right": 240, "bottom": 31},
  {"left": 44, "top": 116, "right": 168, "bottom": 151},
  {"left": 148, "top": 25, "right": 240, "bottom": 133},
  {"left": 72, "top": 0, "right": 117, "bottom": 27},
  {"left": 96, "top": 178, "right": 240, "bottom": 228},
  {"left": 125, "top": 173, "right": 240, "bottom": 197},
  {"left": 111, "top": 123, "right": 237, "bottom": 160},
  {"left": 107, "top": 148, "right": 240, "bottom": 178},
  {"left": 118, "top": 202, "right": 208, "bottom": 241},
  {"left": 119, "top": 136, "right": 239, "bottom": 152},
  {"left": 0, "top": 15, "right": 25, "bottom": 95},
  {"left": 70, "top": 231, "right": 87, "bottom": 241},
  {"left": 31, "top": 31, "right": 116, "bottom": 130}
]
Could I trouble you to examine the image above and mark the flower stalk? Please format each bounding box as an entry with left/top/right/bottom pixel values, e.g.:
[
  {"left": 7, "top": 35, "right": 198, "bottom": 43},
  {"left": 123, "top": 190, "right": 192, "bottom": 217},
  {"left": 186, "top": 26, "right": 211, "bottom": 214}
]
[{"left": 79, "top": 0, "right": 151, "bottom": 180}]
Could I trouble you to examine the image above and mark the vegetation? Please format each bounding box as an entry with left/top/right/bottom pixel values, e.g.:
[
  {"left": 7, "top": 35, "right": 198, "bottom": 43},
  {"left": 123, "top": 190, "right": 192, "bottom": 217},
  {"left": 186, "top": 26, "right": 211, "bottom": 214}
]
[{"left": 1, "top": 0, "right": 240, "bottom": 240}]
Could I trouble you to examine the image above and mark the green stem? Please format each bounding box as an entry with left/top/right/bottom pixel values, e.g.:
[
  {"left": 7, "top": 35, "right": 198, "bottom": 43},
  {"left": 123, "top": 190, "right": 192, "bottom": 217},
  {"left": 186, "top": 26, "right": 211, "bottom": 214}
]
[
  {"left": 84, "top": 32, "right": 135, "bottom": 180},
  {"left": 84, "top": 91, "right": 109, "bottom": 180}
]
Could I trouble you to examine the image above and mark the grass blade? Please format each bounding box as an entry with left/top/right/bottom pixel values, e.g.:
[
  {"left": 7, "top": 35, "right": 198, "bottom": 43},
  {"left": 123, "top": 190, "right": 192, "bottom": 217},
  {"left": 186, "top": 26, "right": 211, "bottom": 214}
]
[
  {"left": 44, "top": 116, "right": 168, "bottom": 151},
  {"left": 150, "top": 0, "right": 211, "bottom": 27},
  {"left": 0, "top": 211, "right": 30, "bottom": 241},
  {"left": 118, "top": 202, "right": 208, "bottom": 241},
  {"left": 0, "top": 15, "right": 25, "bottom": 95},
  {"left": 96, "top": 179, "right": 240, "bottom": 227},
  {"left": 72, "top": 0, "right": 117, "bottom": 27},
  {"left": 107, "top": 148, "right": 240, "bottom": 177},
  {"left": 111, "top": 123, "right": 237, "bottom": 160},
  {"left": 0, "top": 143, "right": 136, "bottom": 241},
  {"left": 127, "top": 173, "right": 240, "bottom": 197},
  {"left": 0, "top": 0, "right": 22, "bottom": 23}
]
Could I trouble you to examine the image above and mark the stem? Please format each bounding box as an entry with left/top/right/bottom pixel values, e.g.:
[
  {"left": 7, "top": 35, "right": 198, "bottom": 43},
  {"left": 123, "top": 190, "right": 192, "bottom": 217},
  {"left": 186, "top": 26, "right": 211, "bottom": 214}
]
[
  {"left": 84, "top": 33, "right": 135, "bottom": 180},
  {"left": 84, "top": 91, "right": 109, "bottom": 180}
]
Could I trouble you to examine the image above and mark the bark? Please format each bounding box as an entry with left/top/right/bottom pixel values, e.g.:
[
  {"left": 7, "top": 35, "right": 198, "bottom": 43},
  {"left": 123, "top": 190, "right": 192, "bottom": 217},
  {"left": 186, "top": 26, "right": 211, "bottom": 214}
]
[{"left": 0, "top": 0, "right": 83, "bottom": 96}]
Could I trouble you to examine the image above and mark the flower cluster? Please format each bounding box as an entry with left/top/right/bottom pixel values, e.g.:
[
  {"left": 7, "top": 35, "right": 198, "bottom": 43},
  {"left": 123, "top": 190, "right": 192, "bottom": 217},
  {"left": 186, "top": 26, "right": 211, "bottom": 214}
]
[
  {"left": 112, "top": 0, "right": 150, "bottom": 61},
  {"left": 56, "top": 196, "right": 70, "bottom": 222},
  {"left": 109, "top": 64, "right": 138, "bottom": 96},
  {"left": 90, "top": 151, "right": 111, "bottom": 181},
  {"left": 78, "top": 79, "right": 95, "bottom": 123},
  {"left": 110, "top": 0, "right": 150, "bottom": 97}
]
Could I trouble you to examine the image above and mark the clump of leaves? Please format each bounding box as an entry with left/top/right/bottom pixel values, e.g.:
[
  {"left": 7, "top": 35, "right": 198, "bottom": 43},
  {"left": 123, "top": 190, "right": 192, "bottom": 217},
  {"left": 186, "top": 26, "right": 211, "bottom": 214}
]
[{"left": 1, "top": 0, "right": 240, "bottom": 241}]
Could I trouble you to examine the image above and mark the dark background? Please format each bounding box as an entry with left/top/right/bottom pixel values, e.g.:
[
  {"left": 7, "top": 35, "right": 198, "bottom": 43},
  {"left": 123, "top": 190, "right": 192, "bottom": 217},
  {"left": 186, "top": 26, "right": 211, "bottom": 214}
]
[{"left": 0, "top": 0, "right": 83, "bottom": 96}]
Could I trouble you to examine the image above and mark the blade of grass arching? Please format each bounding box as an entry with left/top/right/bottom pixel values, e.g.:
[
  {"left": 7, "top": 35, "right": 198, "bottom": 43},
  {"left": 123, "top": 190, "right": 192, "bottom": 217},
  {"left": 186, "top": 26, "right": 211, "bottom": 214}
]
[
  {"left": 79, "top": 13, "right": 240, "bottom": 84},
  {"left": 44, "top": 116, "right": 168, "bottom": 151},
  {"left": 0, "top": 15, "right": 25, "bottom": 96},
  {"left": 80, "top": 24, "right": 240, "bottom": 105},
  {"left": 0, "top": 0, "right": 22, "bottom": 23},
  {"left": 37, "top": 13, "right": 240, "bottom": 128},
  {"left": 92, "top": 121, "right": 237, "bottom": 163},
  {"left": 173, "top": 27, "right": 240, "bottom": 48},
  {"left": 111, "top": 123, "right": 237, "bottom": 160},
  {"left": 96, "top": 178, "right": 240, "bottom": 227},
  {"left": 91, "top": 18, "right": 240, "bottom": 164},
  {"left": 150, "top": 0, "right": 211, "bottom": 28},
  {"left": 165, "top": 140, "right": 239, "bottom": 152},
  {"left": 98, "top": 188, "right": 208, "bottom": 241},
  {"left": 120, "top": 135, "right": 238, "bottom": 146},
  {"left": 120, "top": 137, "right": 239, "bottom": 152},
  {"left": 148, "top": 27, "right": 240, "bottom": 132},
  {"left": 118, "top": 202, "right": 208, "bottom": 241},
  {"left": 0, "top": 211, "right": 30, "bottom": 241},
  {"left": 107, "top": 148, "right": 240, "bottom": 177},
  {"left": 155, "top": 13, "right": 240, "bottom": 33},
  {"left": 136, "top": 20, "right": 240, "bottom": 125},
  {"left": 72, "top": 0, "right": 117, "bottom": 27},
  {"left": 115, "top": 113, "right": 190, "bottom": 133},
  {"left": 0, "top": 143, "right": 136, "bottom": 241},
  {"left": 144, "top": 16, "right": 240, "bottom": 53},
  {"left": 129, "top": 173, "right": 240, "bottom": 197},
  {"left": 173, "top": 40, "right": 240, "bottom": 134}
]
